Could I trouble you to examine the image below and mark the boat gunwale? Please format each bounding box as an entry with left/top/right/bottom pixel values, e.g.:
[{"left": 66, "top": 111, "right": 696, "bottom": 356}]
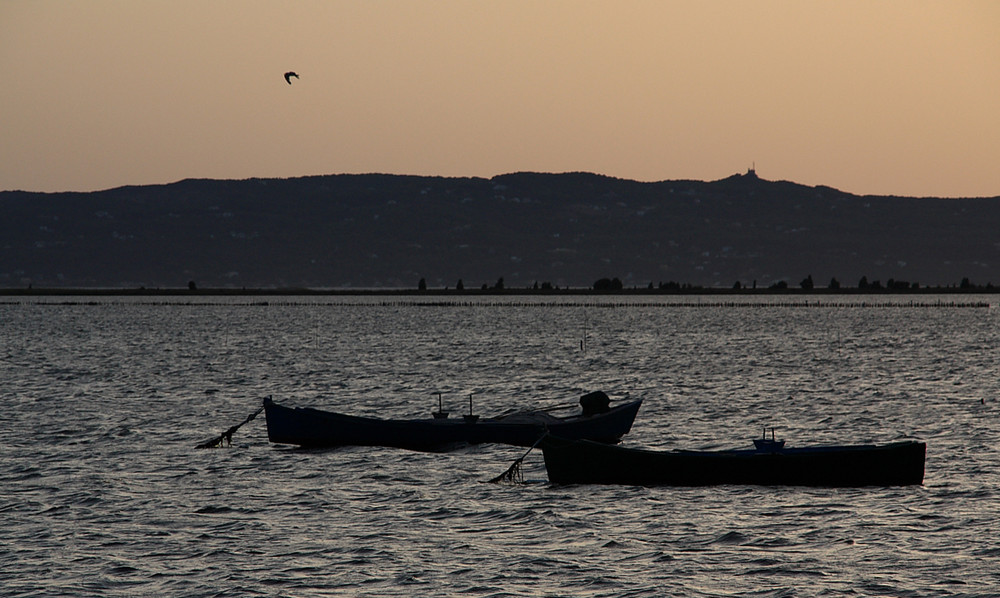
[{"left": 284, "top": 399, "right": 642, "bottom": 426}]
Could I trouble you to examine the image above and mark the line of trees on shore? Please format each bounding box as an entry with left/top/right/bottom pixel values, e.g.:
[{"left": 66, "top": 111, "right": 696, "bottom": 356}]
[
  {"left": 3, "top": 275, "right": 996, "bottom": 296},
  {"left": 414, "top": 275, "right": 998, "bottom": 294},
  {"left": 743, "top": 275, "right": 992, "bottom": 292}
]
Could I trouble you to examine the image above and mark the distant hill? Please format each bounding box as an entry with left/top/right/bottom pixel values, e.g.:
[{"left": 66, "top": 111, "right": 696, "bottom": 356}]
[{"left": 2, "top": 170, "right": 998, "bottom": 289}]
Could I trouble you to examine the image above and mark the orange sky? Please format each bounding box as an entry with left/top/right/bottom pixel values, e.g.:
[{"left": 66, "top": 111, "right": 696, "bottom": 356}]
[{"left": 2, "top": 1, "right": 999, "bottom": 197}]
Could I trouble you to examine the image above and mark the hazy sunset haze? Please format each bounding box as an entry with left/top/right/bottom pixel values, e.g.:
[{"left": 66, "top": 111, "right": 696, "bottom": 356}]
[{"left": 2, "top": 1, "right": 999, "bottom": 197}]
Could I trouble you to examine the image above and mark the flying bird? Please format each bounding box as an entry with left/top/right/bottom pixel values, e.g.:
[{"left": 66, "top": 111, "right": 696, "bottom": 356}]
[{"left": 284, "top": 71, "right": 299, "bottom": 84}]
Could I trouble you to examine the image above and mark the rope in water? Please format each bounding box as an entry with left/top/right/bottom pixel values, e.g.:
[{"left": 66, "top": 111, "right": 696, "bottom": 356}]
[
  {"left": 485, "top": 433, "right": 548, "bottom": 484},
  {"left": 195, "top": 399, "right": 267, "bottom": 449}
]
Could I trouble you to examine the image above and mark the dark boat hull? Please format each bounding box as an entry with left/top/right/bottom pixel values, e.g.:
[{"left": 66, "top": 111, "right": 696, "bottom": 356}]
[
  {"left": 264, "top": 399, "right": 641, "bottom": 451},
  {"left": 541, "top": 436, "right": 926, "bottom": 487}
]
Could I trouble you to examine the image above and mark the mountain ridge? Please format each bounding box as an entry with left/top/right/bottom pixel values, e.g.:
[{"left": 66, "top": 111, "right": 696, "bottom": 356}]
[{"left": 3, "top": 171, "right": 998, "bottom": 289}]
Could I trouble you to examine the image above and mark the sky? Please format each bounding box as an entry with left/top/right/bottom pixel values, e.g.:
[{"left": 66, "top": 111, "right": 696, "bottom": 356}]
[{"left": 2, "top": 0, "right": 999, "bottom": 197}]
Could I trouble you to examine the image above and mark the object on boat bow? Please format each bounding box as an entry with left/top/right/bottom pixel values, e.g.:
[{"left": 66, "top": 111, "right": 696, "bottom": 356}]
[{"left": 753, "top": 427, "right": 785, "bottom": 452}]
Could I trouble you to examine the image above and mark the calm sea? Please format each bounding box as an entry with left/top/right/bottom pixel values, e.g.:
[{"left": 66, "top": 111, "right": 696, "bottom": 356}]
[{"left": 2, "top": 295, "right": 998, "bottom": 597}]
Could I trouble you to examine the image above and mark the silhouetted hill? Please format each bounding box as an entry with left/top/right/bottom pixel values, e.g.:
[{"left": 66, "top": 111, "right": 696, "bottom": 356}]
[{"left": 2, "top": 171, "right": 998, "bottom": 289}]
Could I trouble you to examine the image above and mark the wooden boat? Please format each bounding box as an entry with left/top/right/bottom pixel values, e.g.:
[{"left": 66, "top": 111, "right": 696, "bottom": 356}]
[
  {"left": 540, "top": 433, "right": 926, "bottom": 487},
  {"left": 263, "top": 391, "right": 642, "bottom": 451}
]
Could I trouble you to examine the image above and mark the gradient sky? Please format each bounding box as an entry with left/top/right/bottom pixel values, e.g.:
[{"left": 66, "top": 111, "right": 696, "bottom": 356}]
[{"left": 3, "top": 1, "right": 999, "bottom": 197}]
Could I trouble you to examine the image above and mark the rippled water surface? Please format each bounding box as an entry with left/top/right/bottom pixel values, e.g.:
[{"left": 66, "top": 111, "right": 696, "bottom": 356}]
[{"left": 2, "top": 295, "right": 999, "bottom": 597}]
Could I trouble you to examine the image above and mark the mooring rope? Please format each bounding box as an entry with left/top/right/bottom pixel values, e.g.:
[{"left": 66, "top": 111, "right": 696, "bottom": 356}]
[
  {"left": 195, "top": 399, "right": 267, "bottom": 449},
  {"left": 485, "top": 432, "right": 548, "bottom": 484}
]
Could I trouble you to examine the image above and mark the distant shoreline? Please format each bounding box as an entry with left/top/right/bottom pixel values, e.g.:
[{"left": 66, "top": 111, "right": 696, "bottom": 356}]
[{"left": 1, "top": 287, "right": 997, "bottom": 297}]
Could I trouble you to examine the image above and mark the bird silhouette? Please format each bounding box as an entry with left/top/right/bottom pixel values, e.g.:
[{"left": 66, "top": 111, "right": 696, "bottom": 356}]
[{"left": 284, "top": 71, "right": 299, "bottom": 84}]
